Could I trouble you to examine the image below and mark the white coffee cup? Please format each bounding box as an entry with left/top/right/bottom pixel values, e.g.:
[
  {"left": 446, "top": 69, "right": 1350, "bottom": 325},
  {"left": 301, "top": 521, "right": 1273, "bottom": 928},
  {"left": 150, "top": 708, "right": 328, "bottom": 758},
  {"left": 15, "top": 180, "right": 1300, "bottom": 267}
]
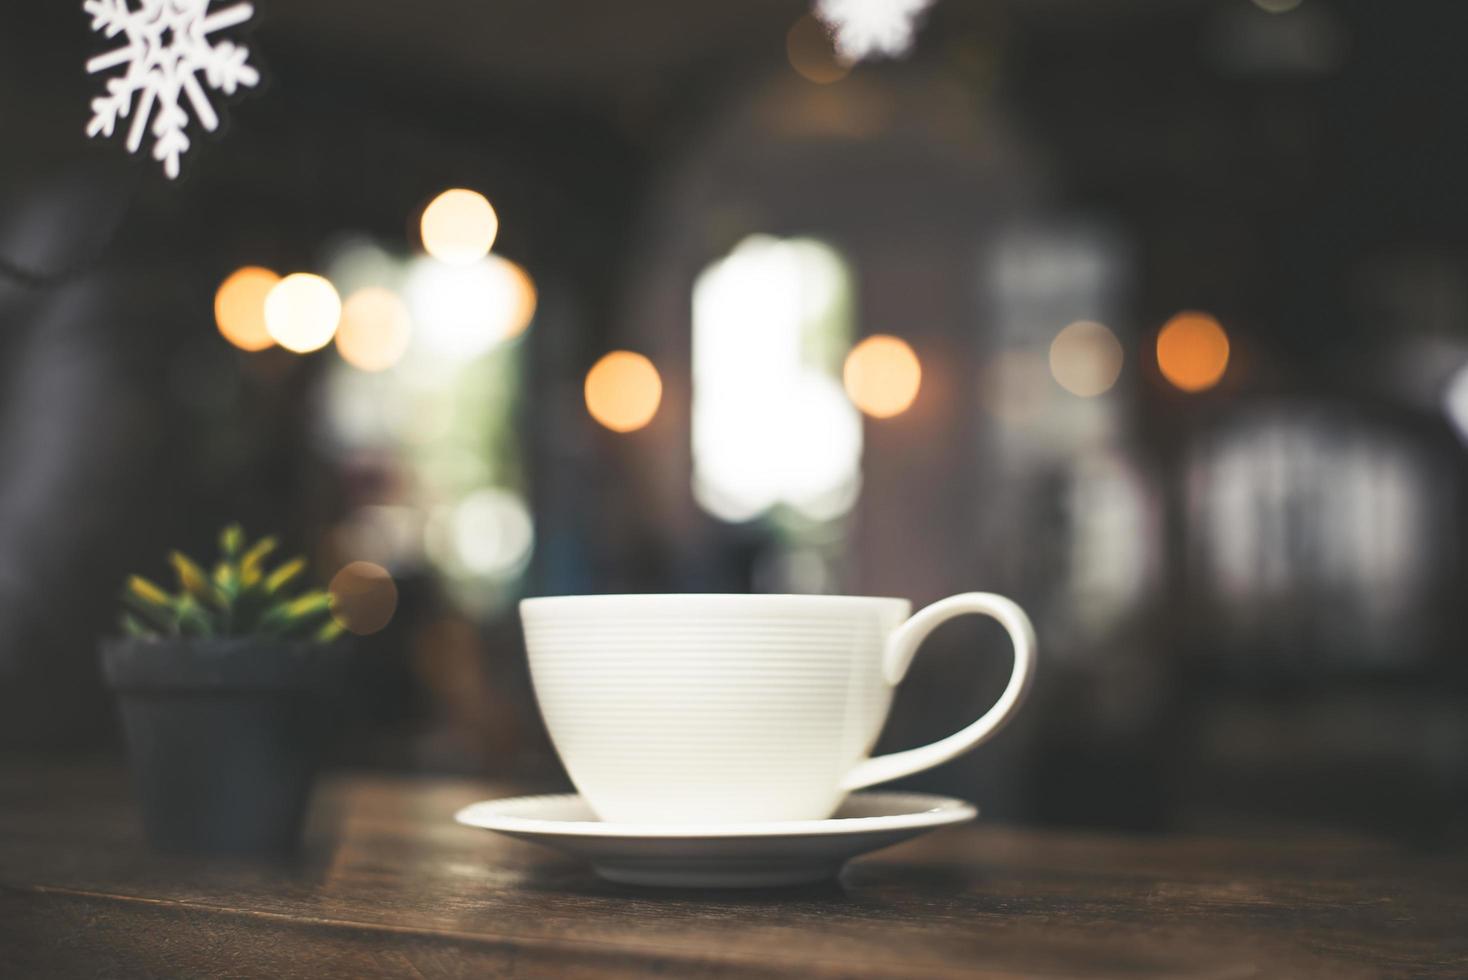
[{"left": 520, "top": 593, "right": 1036, "bottom": 824}]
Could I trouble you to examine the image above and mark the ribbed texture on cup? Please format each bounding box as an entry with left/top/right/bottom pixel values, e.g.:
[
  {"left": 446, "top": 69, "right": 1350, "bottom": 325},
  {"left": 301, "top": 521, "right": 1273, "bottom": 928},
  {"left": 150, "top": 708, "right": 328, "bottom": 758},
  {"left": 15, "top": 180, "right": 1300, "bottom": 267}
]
[{"left": 523, "top": 599, "right": 904, "bottom": 824}]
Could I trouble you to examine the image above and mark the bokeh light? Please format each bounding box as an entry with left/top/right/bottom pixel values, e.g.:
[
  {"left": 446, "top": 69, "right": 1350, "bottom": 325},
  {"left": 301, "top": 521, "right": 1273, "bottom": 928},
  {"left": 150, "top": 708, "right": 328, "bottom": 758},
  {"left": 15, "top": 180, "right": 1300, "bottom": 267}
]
[
  {"left": 1252, "top": 0, "right": 1303, "bottom": 13},
  {"left": 328, "top": 560, "right": 398, "bottom": 635},
  {"left": 420, "top": 188, "right": 498, "bottom": 265},
  {"left": 787, "top": 14, "right": 850, "bottom": 85},
  {"left": 493, "top": 256, "right": 538, "bottom": 341},
  {"left": 842, "top": 334, "right": 922, "bottom": 418},
  {"left": 585, "top": 350, "right": 662, "bottom": 433},
  {"left": 1157, "top": 311, "right": 1230, "bottom": 392},
  {"left": 403, "top": 254, "right": 536, "bottom": 359},
  {"left": 336, "top": 287, "right": 412, "bottom": 372},
  {"left": 214, "top": 266, "right": 279, "bottom": 351},
  {"left": 451, "top": 488, "right": 534, "bottom": 576},
  {"left": 264, "top": 273, "right": 341, "bottom": 353},
  {"left": 1049, "top": 320, "right": 1124, "bottom": 397}
]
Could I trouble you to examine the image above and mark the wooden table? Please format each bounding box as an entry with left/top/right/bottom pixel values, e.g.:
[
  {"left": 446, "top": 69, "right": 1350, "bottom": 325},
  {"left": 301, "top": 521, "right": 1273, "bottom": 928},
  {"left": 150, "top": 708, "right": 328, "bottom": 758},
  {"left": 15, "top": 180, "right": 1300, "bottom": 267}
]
[{"left": 1, "top": 762, "right": 1463, "bottom": 978}]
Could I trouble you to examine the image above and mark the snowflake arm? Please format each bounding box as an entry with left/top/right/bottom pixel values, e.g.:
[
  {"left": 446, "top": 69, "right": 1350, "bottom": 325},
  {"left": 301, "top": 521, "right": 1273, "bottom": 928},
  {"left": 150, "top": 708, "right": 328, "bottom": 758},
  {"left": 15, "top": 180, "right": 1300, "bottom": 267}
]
[
  {"left": 181, "top": 70, "right": 220, "bottom": 132},
  {"left": 83, "top": 0, "right": 260, "bottom": 179},
  {"left": 200, "top": 3, "right": 253, "bottom": 34},
  {"left": 87, "top": 74, "right": 140, "bottom": 140},
  {"left": 204, "top": 40, "right": 260, "bottom": 95},
  {"left": 83, "top": 0, "right": 137, "bottom": 37},
  {"left": 151, "top": 100, "right": 191, "bottom": 180},
  {"left": 127, "top": 77, "right": 157, "bottom": 154}
]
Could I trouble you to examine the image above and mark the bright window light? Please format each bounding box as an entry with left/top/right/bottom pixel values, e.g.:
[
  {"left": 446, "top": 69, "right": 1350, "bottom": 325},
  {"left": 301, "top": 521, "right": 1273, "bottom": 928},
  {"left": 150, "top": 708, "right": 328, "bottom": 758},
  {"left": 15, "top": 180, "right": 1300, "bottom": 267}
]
[{"left": 692, "top": 236, "right": 861, "bottom": 522}]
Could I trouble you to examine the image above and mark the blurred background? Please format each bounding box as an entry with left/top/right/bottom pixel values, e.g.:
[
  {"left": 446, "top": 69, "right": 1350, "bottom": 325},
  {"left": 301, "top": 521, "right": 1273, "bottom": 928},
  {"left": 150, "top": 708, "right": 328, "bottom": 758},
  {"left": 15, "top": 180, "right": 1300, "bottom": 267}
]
[{"left": 2, "top": 0, "right": 1466, "bottom": 843}]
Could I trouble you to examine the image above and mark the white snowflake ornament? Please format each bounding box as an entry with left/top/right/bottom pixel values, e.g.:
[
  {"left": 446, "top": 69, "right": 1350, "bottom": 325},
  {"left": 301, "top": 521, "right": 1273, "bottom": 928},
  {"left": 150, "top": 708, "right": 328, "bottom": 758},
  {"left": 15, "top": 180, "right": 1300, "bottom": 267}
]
[
  {"left": 84, "top": 0, "right": 260, "bottom": 180},
  {"left": 814, "top": 0, "right": 935, "bottom": 62}
]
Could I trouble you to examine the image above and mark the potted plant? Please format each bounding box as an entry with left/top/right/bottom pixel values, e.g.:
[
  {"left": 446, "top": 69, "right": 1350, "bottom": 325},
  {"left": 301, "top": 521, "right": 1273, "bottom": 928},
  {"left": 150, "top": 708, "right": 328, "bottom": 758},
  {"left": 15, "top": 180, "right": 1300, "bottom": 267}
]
[{"left": 102, "top": 525, "right": 350, "bottom": 853}]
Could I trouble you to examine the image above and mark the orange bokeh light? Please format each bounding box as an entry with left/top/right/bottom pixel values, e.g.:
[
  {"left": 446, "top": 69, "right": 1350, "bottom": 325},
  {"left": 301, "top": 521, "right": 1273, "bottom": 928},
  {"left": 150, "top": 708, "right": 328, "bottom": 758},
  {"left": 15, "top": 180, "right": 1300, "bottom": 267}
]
[
  {"left": 214, "top": 266, "right": 279, "bottom": 351},
  {"left": 336, "top": 287, "right": 412, "bottom": 372},
  {"left": 493, "top": 256, "right": 537, "bottom": 342},
  {"left": 787, "top": 15, "right": 850, "bottom": 85},
  {"left": 420, "top": 188, "right": 498, "bottom": 265},
  {"left": 843, "top": 334, "right": 922, "bottom": 418},
  {"left": 585, "top": 351, "right": 662, "bottom": 433},
  {"left": 1156, "top": 311, "right": 1230, "bottom": 392},
  {"left": 328, "top": 560, "right": 398, "bottom": 636}
]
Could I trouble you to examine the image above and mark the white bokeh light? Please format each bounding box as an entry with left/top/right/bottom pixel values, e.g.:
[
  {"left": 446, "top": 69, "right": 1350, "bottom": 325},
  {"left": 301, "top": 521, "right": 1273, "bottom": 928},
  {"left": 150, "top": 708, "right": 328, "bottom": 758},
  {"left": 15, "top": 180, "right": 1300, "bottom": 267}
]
[
  {"left": 404, "top": 255, "right": 533, "bottom": 360},
  {"left": 450, "top": 488, "right": 534, "bottom": 576},
  {"left": 264, "top": 273, "right": 341, "bottom": 353}
]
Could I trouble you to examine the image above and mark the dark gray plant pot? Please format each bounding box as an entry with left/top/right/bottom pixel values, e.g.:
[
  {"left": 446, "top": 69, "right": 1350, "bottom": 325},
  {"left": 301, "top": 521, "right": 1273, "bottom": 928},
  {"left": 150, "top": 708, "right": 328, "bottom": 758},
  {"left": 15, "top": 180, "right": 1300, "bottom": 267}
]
[{"left": 100, "top": 637, "right": 352, "bottom": 854}]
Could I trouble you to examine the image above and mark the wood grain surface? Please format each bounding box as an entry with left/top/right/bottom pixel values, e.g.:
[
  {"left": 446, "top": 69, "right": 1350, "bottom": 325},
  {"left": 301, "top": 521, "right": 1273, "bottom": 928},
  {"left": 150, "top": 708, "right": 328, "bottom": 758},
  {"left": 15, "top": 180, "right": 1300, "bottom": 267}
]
[{"left": 0, "top": 761, "right": 1463, "bottom": 978}]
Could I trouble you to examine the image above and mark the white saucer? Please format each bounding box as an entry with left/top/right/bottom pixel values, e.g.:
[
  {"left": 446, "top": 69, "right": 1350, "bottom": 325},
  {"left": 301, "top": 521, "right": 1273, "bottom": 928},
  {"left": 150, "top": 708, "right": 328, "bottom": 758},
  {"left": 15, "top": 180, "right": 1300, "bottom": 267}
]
[{"left": 454, "top": 791, "right": 977, "bottom": 887}]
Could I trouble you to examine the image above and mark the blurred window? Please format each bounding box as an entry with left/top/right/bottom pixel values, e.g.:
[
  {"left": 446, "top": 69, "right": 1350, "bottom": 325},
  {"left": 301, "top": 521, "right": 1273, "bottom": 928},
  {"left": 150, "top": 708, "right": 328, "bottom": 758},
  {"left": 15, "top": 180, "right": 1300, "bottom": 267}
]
[
  {"left": 319, "top": 239, "right": 533, "bottom": 617},
  {"left": 1188, "top": 410, "right": 1450, "bottom": 666},
  {"left": 691, "top": 235, "right": 861, "bottom": 525},
  {"left": 982, "top": 219, "right": 1130, "bottom": 454}
]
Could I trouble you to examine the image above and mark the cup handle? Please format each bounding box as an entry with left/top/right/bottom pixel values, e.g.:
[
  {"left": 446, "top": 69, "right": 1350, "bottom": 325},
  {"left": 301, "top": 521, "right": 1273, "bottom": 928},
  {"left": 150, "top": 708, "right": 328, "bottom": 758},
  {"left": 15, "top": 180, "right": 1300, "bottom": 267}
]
[{"left": 842, "top": 592, "right": 1037, "bottom": 791}]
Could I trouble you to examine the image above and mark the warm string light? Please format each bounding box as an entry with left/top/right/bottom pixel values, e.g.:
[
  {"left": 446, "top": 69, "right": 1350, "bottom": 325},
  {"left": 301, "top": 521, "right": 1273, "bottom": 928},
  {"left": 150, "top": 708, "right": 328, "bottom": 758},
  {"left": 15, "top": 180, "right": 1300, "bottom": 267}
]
[
  {"left": 585, "top": 351, "right": 663, "bottom": 433},
  {"left": 328, "top": 561, "right": 398, "bottom": 635},
  {"left": 214, "top": 266, "right": 279, "bottom": 352},
  {"left": 264, "top": 273, "right": 342, "bottom": 353},
  {"left": 403, "top": 253, "right": 537, "bottom": 359},
  {"left": 787, "top": 14, "right": 850, "bottom": 84},
  {"left": 223, "top": 188, "right": 531, "bottom": 365},
  {"left": 1157, "top": 311, "right": 1230, "bottom": 392},
  {"left": 843, "top": 334, "right": 922, "bottom": 418},
  {"left": 222, "top": 254, "right": 534, "bottom": 364},
  {"left": 493, "top": 256, "right": 538, "bottom": 342},
  {"left": 336, "top": 287, "right": 412, "bottom": 372},
  {"left": 420, "top": 188, "right": 498, "bottom": 265}
]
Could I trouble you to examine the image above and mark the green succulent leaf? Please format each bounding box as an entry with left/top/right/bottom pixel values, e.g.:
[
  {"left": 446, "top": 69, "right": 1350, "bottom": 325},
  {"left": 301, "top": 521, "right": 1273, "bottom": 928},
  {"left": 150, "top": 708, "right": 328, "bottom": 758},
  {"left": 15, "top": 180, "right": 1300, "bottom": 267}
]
[
  {"left": 175, "top": 596, "right": 215, "bottom": 637},
  {"left": 126, "top": 575, "right": 171, "bottom": 609},
  {"left": 315, "top": 618, "right": 346, "bottom": 643},
  {"left": 219, "top": 524, "right": 245, "bottom": 560},
  {"left": 119, "top": 526, "right": 343, "bottom": 645},
  {"left": 170, "top": 551, "right": 224, "bottom": 609},
  {"left": 123, "top": 576, "right": 177, "bottom": 632},
  {"left": 263, "top": 557, "right": 306, "bottom": 596},
  {"left": 239, "top": 536, "right": 278, "bottom": 586},
  {"left": 214, "top": 559, "right": 239, "bottom": 598},
  {"left": 260, "top": 590, "right": 333, "bottom": 633}
]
